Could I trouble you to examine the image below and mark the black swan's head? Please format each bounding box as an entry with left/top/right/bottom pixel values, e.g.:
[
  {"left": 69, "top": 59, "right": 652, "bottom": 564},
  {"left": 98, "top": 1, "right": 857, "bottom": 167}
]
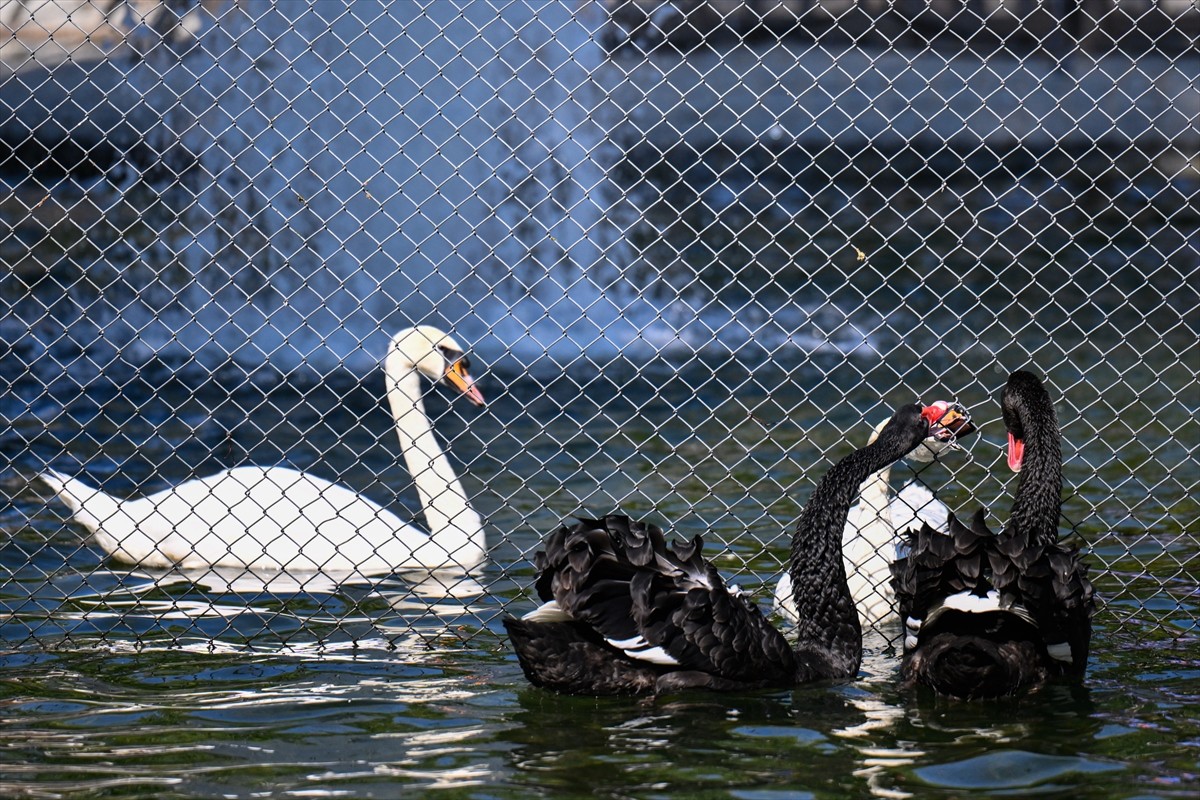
[
  {"left": 1001, "top": 370, "right": 1054, "bottom": 473},
  {"left": 872, "top": 402, "right": 977, "bottom": 464},
  {"left": 881, "top": 404, "right": 936, "bottom": 455}
]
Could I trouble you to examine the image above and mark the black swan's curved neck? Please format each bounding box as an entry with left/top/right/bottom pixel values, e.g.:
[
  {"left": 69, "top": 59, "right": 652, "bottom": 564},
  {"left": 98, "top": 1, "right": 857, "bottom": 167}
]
[
  {"left": 1007, "top": 392, "right": 1062, "bottom": 548},
  {"left": 789, "top": 414, "right": 925, "bottom": 674}
]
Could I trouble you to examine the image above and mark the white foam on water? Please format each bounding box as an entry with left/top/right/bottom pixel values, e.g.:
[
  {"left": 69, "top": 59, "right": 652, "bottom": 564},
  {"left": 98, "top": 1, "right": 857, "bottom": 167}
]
[{"left": 7, "top": 2, "right": 876, "bottom": 384}]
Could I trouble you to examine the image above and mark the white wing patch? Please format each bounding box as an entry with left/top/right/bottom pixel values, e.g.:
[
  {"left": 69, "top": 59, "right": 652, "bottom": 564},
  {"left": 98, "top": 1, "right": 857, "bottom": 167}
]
[
  {"left": 622, "top": 646, "right": 681, "bottom": 666},
  {"left": 605, "top": 635, "right": 682, "bottom": 666},
  {"left": 605, "top": 635, "right": 646, "bottom": 649},
  {"left": 926, "top": 591, "right": 1038, "bottom": 629},
  {"left": 1046, "top": 642, "right": 1073, "bottom": 663},
  {"left": 522, "top": 600, "right": 573, "bottom": 622},
  {"left": 904, "top": 616, "right": 922, "bottom": 651},
  {"left": 940, "top": 590, "right": 1002, "bottom": 613}
]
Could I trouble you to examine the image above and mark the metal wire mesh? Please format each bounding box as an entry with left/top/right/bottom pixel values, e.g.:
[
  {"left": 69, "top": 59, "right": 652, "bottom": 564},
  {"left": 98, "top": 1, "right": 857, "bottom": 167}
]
[{"left": 1, "top": 0, "right": 1196, "bottom": 650}]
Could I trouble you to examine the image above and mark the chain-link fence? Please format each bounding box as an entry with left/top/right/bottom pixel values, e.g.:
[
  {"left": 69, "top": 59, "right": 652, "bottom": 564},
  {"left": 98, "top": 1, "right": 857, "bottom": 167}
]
[{"left": 1, "top": 0, "right": 1196, "bottom": 650}]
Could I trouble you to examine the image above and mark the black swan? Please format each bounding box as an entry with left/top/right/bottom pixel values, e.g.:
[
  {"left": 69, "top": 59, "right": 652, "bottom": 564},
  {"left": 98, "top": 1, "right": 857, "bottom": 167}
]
[
  {"left": 890, "top": 370, "right": 1096, "bottom": 699},
  {"left": 504, "top": 401, "right": 974, "bottom": 696},
  {"left": 774, "top": 401, "right": 976, "bottom": 627},
  {"left": 40, "top": 326, "right": 487, "bottom": 573}
]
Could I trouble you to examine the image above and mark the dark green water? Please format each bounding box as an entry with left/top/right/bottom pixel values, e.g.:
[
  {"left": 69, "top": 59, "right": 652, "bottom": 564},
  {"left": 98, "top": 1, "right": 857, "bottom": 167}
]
[
  {"left": 0, "top": 629, "right": 1193, "bottom": 799},
  {"left": 2, "top": 351, "right": 1197, "bottom": 798}
]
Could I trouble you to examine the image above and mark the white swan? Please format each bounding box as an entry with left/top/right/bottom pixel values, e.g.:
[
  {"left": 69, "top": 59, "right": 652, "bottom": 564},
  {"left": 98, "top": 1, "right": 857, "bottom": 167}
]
[
  {"left": 774, "top": 401, "right": 974, "bottom": 628},
  {"left": 504, "top": 402, "right": 963, "bottom": 695},
  {"left": 38, "top": 326, "right": 487, "bottom": 574}
]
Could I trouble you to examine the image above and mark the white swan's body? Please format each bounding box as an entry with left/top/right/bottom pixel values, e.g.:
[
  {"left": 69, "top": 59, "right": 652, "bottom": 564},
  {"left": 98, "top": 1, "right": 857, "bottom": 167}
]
[
  {"left": 40, "top": 326, "right": 487, "bottom": 574},
  {"left": 774, "top": 404, "right": 970, "bottom": 628}
]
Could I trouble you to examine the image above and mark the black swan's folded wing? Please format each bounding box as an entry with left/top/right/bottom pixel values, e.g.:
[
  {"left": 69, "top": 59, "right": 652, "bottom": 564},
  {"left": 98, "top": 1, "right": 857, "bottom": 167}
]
[
  {"left": 989, "top": 530, "right": 1096, "bottom": 674},
  {"left": 892, "top": 508, "right": 1095, "bottom": 676},
  {"left": 891, "top": 509, "right": 995, "bottom": 625},
  {"left": 512, "top": 515, "right": 795, "bottom": 693}
]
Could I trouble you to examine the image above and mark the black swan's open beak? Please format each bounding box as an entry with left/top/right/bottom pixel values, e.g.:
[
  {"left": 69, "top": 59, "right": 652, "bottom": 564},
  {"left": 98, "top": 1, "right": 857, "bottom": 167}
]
[{"left": 922, "top": 401, "right": 977, "bottom": 445}]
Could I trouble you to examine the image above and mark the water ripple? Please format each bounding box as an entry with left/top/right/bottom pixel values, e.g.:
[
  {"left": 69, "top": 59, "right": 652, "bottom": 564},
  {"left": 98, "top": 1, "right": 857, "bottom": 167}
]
[{"left": 913, "top": 749, "right": 1123, "bottom": 791}]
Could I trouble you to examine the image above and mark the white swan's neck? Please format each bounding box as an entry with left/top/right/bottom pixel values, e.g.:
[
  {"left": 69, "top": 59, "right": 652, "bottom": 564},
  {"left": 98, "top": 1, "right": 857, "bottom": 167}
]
[
  {"left": 849, "top": 420, "right": 896, "bottom": 537},
  {"left": 387, "top": 366, "right": 485, "bottom": 570},
  {"left": 851, "top": 463, "right": 895, "bottom": 534}
]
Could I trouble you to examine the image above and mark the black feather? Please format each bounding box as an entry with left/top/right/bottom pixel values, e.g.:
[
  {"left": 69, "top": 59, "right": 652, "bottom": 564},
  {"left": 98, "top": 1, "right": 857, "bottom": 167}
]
[
  {"left": 505, "top": 515, "right": 795, "bottom": 695},
  {"left": 506, "top": 403, "right": 939, "bottom": 696},
  {"left": 890, "top": 371, "right": 1096, "bottom": 699}
]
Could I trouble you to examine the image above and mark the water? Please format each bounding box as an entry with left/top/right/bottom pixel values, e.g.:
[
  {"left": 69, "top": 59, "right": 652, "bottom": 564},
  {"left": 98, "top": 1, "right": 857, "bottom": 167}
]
[
  {"left": 0, "top": 637, "right": 1191, "bottom": 799},
  {"left": 2, "top": 347, "right": 1197, "bottom": 797}
]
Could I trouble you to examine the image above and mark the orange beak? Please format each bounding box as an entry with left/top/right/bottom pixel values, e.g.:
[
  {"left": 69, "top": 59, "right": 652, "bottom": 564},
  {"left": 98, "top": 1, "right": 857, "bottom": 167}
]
[
  {"left": 921, "top": 401, "right": 977, "bottom": 442},
  {"left": 445, "top": 359, "right": 485, "bottom": 406}
]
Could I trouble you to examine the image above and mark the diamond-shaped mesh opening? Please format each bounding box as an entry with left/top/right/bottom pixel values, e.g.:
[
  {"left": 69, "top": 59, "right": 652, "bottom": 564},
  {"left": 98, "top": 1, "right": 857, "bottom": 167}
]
[{"left": 1, "top": 1, "right": 1195, "bottom": 652}]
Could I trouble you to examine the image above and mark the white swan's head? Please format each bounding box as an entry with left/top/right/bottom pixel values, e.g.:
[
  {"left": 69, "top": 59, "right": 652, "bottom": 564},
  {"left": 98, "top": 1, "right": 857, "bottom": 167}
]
[
  {"left": 911, "top": 401, "right": 975, "bottom": 463},
  {"left": 387, "top": 326, "right": 485, "bottom": 406},
  {"left": 869, "top": 401, "right": 974, "bottom": 463}
]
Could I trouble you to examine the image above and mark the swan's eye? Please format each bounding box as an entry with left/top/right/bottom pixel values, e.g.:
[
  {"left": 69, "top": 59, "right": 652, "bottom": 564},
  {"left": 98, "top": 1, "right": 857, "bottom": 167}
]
[{"left": 437, "top": 345, "right": 465, "bottom": 366}]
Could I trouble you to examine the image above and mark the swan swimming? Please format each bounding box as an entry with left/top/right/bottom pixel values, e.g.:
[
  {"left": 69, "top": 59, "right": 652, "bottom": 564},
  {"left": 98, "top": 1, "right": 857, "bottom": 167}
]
[
  {"left": 504, "top": 401, "right": 972, "bottom": 695},
  {"left": 891, "top": 370, "right": 1096, "bottom": 699},
  {"left": 39, "top": 326, "right": 487, "bottom": 574},
  {"left": 774, "top": 400, "right": 976, "bottom": 628}
]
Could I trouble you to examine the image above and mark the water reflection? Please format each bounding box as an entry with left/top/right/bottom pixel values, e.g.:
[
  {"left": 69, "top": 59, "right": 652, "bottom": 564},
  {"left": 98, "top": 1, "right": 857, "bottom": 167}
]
[
  {"left": 380, "top": 570, "right": 487, "bottom": 627},
  {"left": 2, "top": 559, "right": 491, "bottom": 652},
  {"left": 501, "top": 641, "right": 1107, "bottom": 799},
  {"left": 0, "top": 638, "right": 508, "bottom": 797},
  {"left": 836, "top": 691, "right": 918, "bottom": 798},
  {"left": 506, "top": 676, "right": 919, "bottom": 797},
  {"left": 0, "top": 617, "right": 1189, "bottom": 798},
  {"left": 913, "top": 749, "right": 1122, "bottom": 790}
]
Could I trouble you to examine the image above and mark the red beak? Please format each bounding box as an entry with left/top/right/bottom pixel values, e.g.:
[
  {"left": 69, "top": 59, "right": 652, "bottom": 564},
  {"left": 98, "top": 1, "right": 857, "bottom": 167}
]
[{"left": 1007, "top": 432, "right": 1025, "bottom": 472}]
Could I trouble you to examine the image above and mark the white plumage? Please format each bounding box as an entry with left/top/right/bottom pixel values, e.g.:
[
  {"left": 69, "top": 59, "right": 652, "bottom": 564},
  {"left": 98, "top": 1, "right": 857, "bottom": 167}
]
[
  {"left": 39, "top": 326, "right": 487, "bottom": 575},
  {"left": 774, "top": 406, "right": 966, "bottom": 628}
]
